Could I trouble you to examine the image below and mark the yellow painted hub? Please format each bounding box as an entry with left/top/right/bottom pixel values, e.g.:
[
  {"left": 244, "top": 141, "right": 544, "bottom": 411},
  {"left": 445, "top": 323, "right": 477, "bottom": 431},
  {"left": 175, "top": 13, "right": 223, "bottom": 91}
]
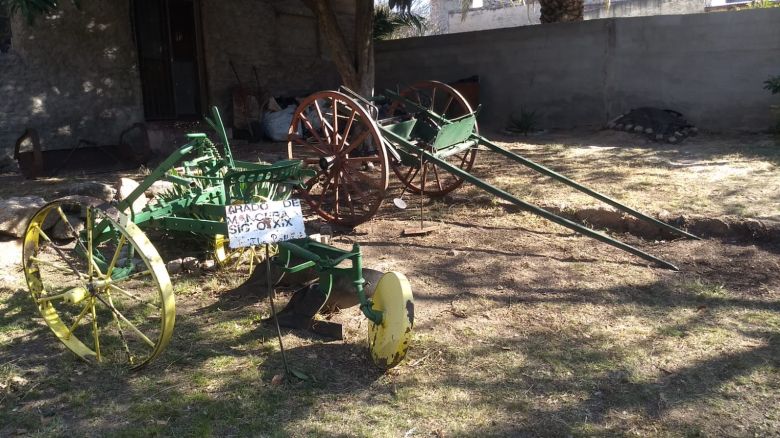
[
  {"left": 22, "top": 198, "right": 175, "bottom": 370},
  {"left": 368, "top": 272, "right": 414, "bottom": 369}
]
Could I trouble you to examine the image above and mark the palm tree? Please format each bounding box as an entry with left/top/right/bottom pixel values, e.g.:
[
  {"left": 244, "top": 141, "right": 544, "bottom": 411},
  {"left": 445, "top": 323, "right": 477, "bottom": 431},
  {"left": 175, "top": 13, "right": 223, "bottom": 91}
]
[
  {"left": 449, "top": 0, "right": 585, "bottom": 24},
  {"left": 538, "top": 0, "right": 584, "bottom": 23}
]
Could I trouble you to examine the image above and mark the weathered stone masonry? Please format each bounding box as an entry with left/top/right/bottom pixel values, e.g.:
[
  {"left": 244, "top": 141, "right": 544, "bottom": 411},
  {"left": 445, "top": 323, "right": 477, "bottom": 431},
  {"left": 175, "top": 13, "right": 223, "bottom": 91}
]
[
  {"left": 0, "top": 0, "right": 355, "bottom": 160},
  {"left": 0, "top": 1, "right": 143, "bottom": 159}
]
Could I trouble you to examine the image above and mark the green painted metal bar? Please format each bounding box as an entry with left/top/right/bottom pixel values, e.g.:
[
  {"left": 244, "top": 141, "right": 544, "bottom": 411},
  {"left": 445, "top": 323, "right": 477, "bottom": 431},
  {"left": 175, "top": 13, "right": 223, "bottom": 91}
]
[
  {"left": 116, "top": 142, "right": 197, "bottom": 214},
  {"left": 277, "top": 240, "right": 382, "bottom": 323},
  {"left": 205, "top": 106, "right": 234, "bottom": 169},
  {"left": 474, "top": 135, "right": 700, "bottom": 241},
  {"left": 155, "top": 217, "right": 226, "bottom": 235},
  {"left": 381, "top": 128, "right": 680, "bottom": 270}
]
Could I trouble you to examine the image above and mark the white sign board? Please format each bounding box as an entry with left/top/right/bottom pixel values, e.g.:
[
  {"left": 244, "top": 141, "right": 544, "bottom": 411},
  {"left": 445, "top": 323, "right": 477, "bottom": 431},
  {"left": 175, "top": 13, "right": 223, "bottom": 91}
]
[{"left": 225, "top": 199, "right": 306, "bottom": 248}]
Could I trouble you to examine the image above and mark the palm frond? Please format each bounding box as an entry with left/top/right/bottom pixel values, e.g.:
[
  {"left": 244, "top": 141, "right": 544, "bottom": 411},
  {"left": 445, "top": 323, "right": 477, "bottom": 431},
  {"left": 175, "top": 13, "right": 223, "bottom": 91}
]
[{"left": 1, "top": 0, "right": 79, "bottom": 25}]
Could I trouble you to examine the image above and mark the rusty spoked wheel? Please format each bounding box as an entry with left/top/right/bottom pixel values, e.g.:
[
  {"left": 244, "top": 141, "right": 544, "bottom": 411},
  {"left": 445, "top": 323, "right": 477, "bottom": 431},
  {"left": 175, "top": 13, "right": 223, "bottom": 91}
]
[
  {"left": 288, "top": 91, "right": 389, "bottom": 227},
  {"left": 388, "top": 80, "right": 478, "bottom": 197}
]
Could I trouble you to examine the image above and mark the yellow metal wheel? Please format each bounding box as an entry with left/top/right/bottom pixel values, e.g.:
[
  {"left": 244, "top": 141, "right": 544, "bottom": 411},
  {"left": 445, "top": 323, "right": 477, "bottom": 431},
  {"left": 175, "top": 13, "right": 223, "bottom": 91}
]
[
  {"left": 368, "top": 272, "right": 414, "bottom": 369},
  {"left": 22, "top": 197, "right": 175, "bottom": 370},
  {"left": 213, "top": 234, "right": 278, "bottom": 277}
]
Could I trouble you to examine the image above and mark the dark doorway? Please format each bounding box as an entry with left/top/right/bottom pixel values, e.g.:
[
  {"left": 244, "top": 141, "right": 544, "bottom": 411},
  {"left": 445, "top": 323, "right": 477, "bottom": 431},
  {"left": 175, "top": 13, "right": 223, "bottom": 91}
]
[{"left": 133, "top": 0, "right": 204, "bottom": 120}]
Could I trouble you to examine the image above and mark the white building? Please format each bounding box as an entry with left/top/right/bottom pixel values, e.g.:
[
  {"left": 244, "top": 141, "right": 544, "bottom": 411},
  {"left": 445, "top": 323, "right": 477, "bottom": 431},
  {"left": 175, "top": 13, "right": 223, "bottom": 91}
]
[{"left": 429, "top": 0, "right": 732, "bottom": 34}]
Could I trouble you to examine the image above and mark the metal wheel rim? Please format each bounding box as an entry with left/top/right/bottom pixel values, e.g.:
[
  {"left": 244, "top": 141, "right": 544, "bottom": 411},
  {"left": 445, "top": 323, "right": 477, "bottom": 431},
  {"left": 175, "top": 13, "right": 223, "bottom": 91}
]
[
  {"left": 288, "top": 90, "right": 389, "bottom": 227},
  {"left": 22, "top": 197, "right": 175, "bottom": 370},
  {"left": 389, "top": 80, "right": 479, "bottom": 197}
]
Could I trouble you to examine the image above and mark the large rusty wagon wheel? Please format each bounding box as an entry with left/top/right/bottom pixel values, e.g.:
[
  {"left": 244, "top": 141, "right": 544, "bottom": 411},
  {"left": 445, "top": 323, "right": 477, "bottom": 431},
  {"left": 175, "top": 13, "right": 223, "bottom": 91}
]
[
  {"left": 22, "top": 197, "right": 174, "bottom": 370},
  {"left": 288, "top": 91, "right": 389, "bottom": 226},
  {"left": 388, "top": 80, "right": 479, "bottom": 197}
]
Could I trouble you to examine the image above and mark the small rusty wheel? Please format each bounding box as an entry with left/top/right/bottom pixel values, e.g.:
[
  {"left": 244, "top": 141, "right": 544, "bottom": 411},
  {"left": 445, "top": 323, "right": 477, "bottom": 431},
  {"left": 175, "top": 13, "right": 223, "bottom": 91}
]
[
  {"left": 388, "top": 80, "right": 478, "bottom": 197},
  {"left": 288, "top": 91, "right": 389, "bottom": 227}
]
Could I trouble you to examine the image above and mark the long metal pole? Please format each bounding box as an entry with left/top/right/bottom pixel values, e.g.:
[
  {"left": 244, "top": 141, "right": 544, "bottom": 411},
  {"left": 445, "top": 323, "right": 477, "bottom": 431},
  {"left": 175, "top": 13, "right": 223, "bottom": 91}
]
[
  {"left": 474, "top": 135, "right": 700, "bottom": 240},
  {"left": 266, "top": 244, "right": 291, "bottom": 378},
  {"left": 381, "top": 129, "right": 679, "bottom": 270}
]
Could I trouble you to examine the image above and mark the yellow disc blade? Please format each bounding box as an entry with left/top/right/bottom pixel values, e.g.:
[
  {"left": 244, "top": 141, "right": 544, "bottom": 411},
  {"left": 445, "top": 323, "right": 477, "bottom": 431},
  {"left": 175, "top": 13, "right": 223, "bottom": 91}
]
[{"left": 368, "top": 272, "right": 414, "bottom": 369}]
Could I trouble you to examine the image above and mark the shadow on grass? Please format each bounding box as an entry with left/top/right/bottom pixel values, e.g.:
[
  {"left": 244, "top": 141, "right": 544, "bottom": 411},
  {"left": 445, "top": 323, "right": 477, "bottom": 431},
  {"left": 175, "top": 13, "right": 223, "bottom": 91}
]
[{"left": 2, "top": 231, "right": 779, "bottom": 436}]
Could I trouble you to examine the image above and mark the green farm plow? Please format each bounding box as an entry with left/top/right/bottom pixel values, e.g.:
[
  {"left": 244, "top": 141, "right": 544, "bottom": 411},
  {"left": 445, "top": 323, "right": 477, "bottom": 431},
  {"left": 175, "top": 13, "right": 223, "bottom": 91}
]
[{"left": 22, "top": 108, "right": 413, "bottom": 371}]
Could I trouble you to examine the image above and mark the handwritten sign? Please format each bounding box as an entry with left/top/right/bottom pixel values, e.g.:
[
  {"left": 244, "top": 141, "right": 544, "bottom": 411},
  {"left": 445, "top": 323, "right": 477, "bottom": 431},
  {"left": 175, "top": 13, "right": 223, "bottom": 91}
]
[{"left": 225, "top": 199, "right": 306, "bottom": 248}]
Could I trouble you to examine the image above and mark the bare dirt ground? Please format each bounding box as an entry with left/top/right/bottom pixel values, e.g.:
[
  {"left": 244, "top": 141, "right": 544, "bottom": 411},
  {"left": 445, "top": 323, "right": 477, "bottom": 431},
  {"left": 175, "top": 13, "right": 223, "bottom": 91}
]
[{"left": 1, "top": 130, "right": 779, "bottom": 437}]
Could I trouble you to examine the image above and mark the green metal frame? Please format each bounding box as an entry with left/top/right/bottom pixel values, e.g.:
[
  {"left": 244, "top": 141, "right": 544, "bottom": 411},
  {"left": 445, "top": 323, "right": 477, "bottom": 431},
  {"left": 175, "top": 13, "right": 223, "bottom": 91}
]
[{"left": 376, "top": 88, "right": 698, "bottom": 271}]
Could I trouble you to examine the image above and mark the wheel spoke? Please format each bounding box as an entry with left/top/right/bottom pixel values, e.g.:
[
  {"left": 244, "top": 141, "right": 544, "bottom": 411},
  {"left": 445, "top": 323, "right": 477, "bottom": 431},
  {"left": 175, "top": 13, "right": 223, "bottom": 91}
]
[
  {"left": 341, "top": 129, "right": 370, "bottom": 157},
  {"left": 91, "top": 300, "right": 101, "bottom": 361},
  {"left": 36, "top": 287, "right": 83, "bottom": 303},
  {"left": 290, "top": 134, "right": 329, "bottom": 157},
  {"left": 403, "top": 165, "right": 420, "bottom": 185},
  {"left": 55, "top": 206, "right": 92, "bottom": 258},
  {"left": 31, "top": 228, "right": 102, "bottom": 279},
  {"left": 105, "top": 291, "right": 134, "bottom": 365},
  {"left": 65, "top": 301, "right": 93, "bottom": 340},
  {"left": 332, "top": 99, "right": 339, "bottom": 148},
  {"left": 110, "top": 269, "right": 151, "bottom": 284},
  {"left": 108, "top": 284, "right": 160, "bottom": 311},
  {"left": 304, "top": 168, "right": 327, "bottom": 189},
  {"left": 340, "top": 110, "right": 357, "bottom": 149},
  {"left": 29, "top": 256, "right": 86, "bottom": 279},
  {"left": 313, "top": 100, "right": 332, "bottom": 144},
  {"left": 318, "top": 171, "right": 335, "bottom": 207},
  {"left": 299, "top": 113, "right": 328, "bottom": 150},
  {"left": 105, "top": 234, "right": 127, "bottom": 280},
  {"left": 96, "top": 295, "right": 155, "bottom": 348},
  {"left": 441, "top": 95, "right": 454, "bottom": 117},
  {"left": 333, "top": 170, "right": 340, "bottom": 216},
  {"left": 430, "top": 87, "right": 437, "bottom": 112},
  {"left": 432, "top": 164, "right": 444, "bottom": 191}
]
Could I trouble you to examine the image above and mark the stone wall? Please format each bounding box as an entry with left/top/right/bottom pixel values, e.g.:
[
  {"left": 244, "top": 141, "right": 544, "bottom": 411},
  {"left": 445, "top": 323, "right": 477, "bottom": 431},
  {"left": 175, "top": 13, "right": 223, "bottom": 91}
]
[
  {"left": 200, "top": 0, "right": 355, "bottom": 117},
  {"left": 0, "top": 0, "right": 356, "bottom": 160},
  {"left": 0, "top": 1, "right": 143, "bottom": 157},
  {"left": 376, "top": 8, "right": 780, "bottom": 132}
]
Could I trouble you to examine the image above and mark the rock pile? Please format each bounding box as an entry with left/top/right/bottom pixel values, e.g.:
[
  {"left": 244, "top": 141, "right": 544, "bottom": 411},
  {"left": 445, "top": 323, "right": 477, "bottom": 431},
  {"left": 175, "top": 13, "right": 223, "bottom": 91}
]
[{"left": 607, "top": 107, "right": 697, "bottom": 143}]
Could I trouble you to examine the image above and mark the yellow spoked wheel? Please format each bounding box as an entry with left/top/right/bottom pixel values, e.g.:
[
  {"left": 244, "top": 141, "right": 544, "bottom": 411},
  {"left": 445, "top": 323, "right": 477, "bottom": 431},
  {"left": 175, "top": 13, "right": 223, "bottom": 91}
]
[
  {"left": 22, "top": 197, "right": 174, "bottom": 370},
  {"left": 212, "top": 234, "right": 277, "bottom": 276},
  {"left": 368, "top": 272, "right": 414, "bottom": 369}
]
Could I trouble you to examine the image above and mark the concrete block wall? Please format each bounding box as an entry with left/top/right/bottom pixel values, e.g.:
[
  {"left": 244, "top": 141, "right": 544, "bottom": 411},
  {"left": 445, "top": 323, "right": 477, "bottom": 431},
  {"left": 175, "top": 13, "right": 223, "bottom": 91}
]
[
  {"left": 433, "top": 0, "right": 709, "bottom": 34},
  {"left": 0, "top": 1, "right": 143, "bottom": 157},
  {"left": 376, "top": 8, "right": 780, "bottom": 132}
]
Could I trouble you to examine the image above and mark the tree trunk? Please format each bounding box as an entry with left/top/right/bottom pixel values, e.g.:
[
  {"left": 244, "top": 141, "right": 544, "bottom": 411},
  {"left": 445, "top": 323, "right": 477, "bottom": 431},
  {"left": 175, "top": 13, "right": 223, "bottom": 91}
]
[
  {"left": 538, "top": 0, "right": 584, "bottom": 23},
  {"left": 354, "top": 0, "right": 375, "bottom": 97},
  {"left": 303, "top": 0, "right": 375, "bottom": 97}
]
